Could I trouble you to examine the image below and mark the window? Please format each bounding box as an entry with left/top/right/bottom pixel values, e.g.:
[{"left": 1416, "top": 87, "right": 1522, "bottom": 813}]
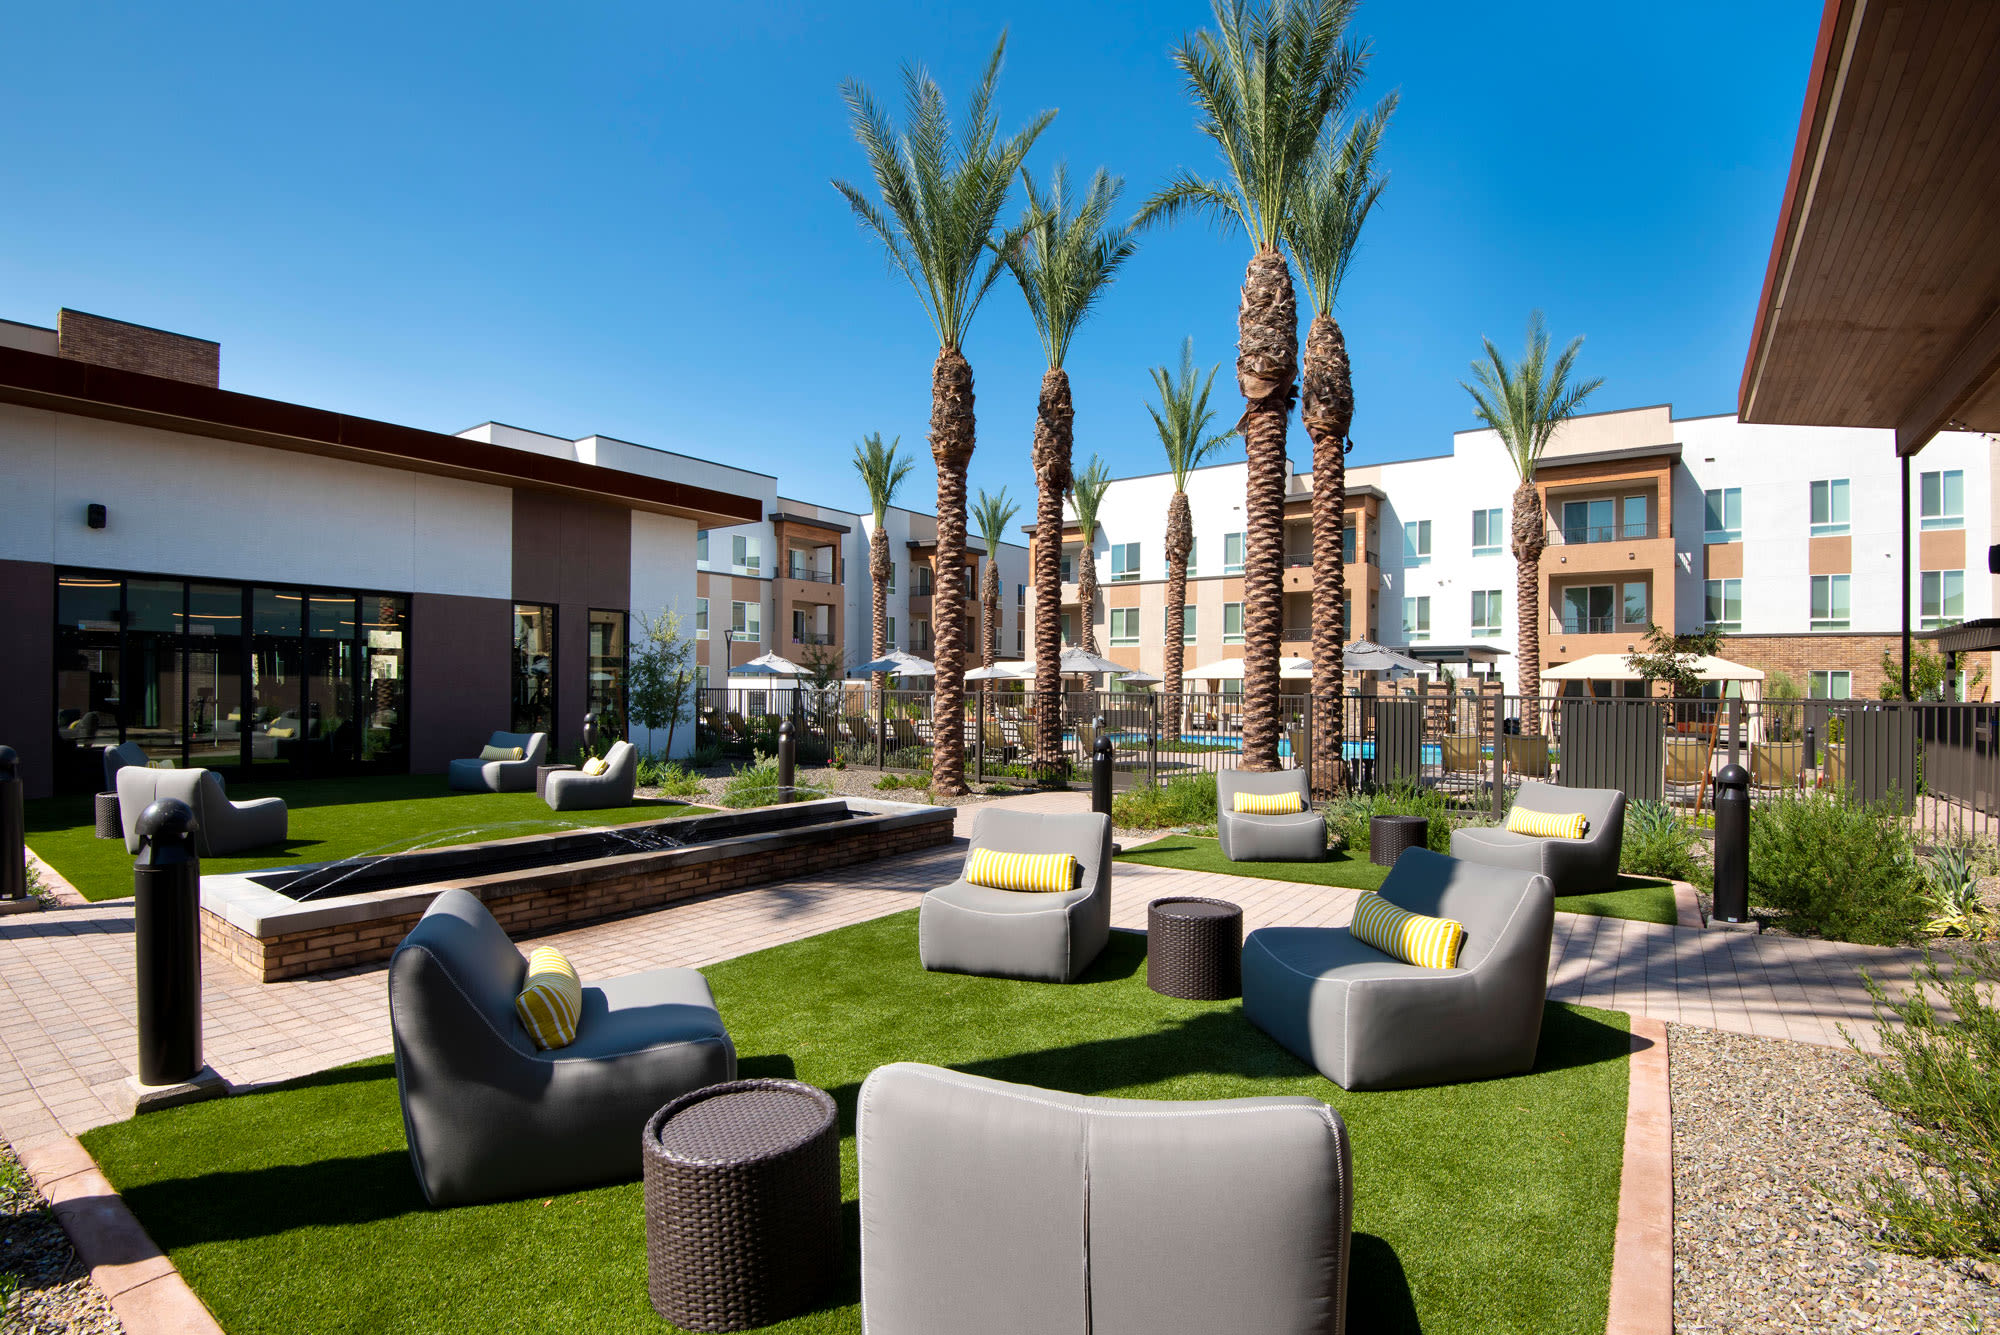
[
  {"left": 512, "top": 603, "right": 556, "bottom": 737},
  {"left": 1060, "top": 551, "right": 1076, "bottom": 584},
  {"left": 694, "top": 664, "right": 709, "bottom": 696},
  {"left": 1922, "top": 569, "right": 1965, "bottom": 629},
  {"left": 1810, "top": 479, "right": 1850, "bottom": 536},
  {"left": 1472, "top": 507, "right": 1503, "bottom": 555},
  {"left": 730, "top": 600, "right": 761, "bottom": 642},
  {"left": 1109, "top": 607, "right": 1139, "bottom": 645},
  {"left": 887, "top": 615, "right": 896, "bottom": 646},
  {"left": 696, "top": 531, "right": 709, "bottom": 568},
  {"left": 588, "top": 610, "right": 627, "bottom": 738},
  {"left": 1342, "top": 524, "right": 1356, "bottom": 564},
  {"left": 1402, "top": 519, "right": 1431, "bottom": 565},
  {"left": 1622, "top": 582, "right": 1649, "bottom": 627},
  {"left": 1703, "top": 488, "right": 1742, "bottom": 543},
  {"left": 1561, "top": 585, "right": 1614, "bottom": 634},
  {"left": 1223, "top": 602, "right": 1244, "bottom": 644},
  {"left": 1402, "top": 596, "right": 1431, "bottom": 641},
  {"left": 1017, "top": 583, "right": 1025, "bottom": 606},
  {"left": 1169, "top": 604, "right": 1196, "bottom": 643},
  {"left": 887, "top": 562, "right": 896, "bottom": 594},
  {"left": 1622, "top": 495, "right": 1648, "bottom": 538},
  {"left": 731, "top": 533, "right": 759, "bottom": 575},
  {"left": 695, "top": 597, "right": 709, "bottom": 639},
  {"left": 1809, "top": 670, "right": 1851, "bottom": 699},
  {"left": 913, "top": 565, "right": 933, "bottom": 596},
  {"left": 1471, "top": 589, "right": 1502, "bottom": 637},
  {"left": 1223, "top": 532, "right": 1245, "bottom": 574},
  {"left": 1185, "top": 538, "right": 1198, "bottom": 577},
  {"left": 912, "top": 618, "right": 932, "bottom": 651},
  {"left": 1704, "top": 578, "right": 1742, "bottom": 631},
  {"left": 1060, "top": 612, "right": 1074, "bottom": 644},
  {"left": 1562, "top": 499, "right": 1615, "bottom": 545},
  {"left": 1809, "top": 574, "right": 1850, "bottom": 629},
  {"left": 1110, "top": 542, "right": 1141, "bottom": 582},
  {"left": 1921, "top": 469, "right": 1964, "bottom": 530}
]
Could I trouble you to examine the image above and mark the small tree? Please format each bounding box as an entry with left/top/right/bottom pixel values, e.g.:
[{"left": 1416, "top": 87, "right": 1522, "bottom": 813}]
[
  {"left": 1879, "top": 642, "right": 1988, "bottom": 701},
  {"left": 1624, "top": 622, "right": 1722, "bottom": 699},
  {"left": 629, "top": 607, "right": 698, "bottom": 758}
]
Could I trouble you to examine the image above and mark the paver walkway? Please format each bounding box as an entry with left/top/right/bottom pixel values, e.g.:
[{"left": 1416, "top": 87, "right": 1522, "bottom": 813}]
[{"left": 0, "top": 790, "right": 1928, "bottom": 1147}]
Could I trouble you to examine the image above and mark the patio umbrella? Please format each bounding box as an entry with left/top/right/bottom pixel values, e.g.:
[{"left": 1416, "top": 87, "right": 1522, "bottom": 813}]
[
  {"left": 965, "top": 661, "right": 1034, "bottom": 682},
  {"left": 736, "top": 651, "right": 806, "bottom": 677},
  {"left": 1342, "top": 640, "right": 1425, "bottom": 676},
  {"left": 1119, "top": 669, "right": 1163, "bottom": 685},
  {"left": 847, "top": 651, "right": 936, "bottom": 678},
  {"left": 1179, "top": 656, "right": 1314, "bottom": 681},
  {"left": 1058, "top": 647, "right": 1126, "bottom": 676}
]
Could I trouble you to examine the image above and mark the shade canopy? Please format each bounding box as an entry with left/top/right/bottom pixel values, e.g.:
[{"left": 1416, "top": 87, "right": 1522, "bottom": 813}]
[
  {"left": 1119, "top": 669, "right": 1163, "bottom": 685},
  {"left": 1542, "top": 652, "right": 1765, "bottom": 683},
  {"left": 964, "top": 661, "right": 1033, "bottom": 682},
  {"left": 847, "top": 651, "right": 936, "bottom": 678},
  {"left": 1343, "top": 640, "right": 1425, "bottom": 676},
  {"left": 1181, "top": 656, "right": 1314, "bottom": 681},
  {"left": 1056, "top": 647, "right": 1126, "bottom": 676},
  {"left": 732, "top": 652, "right": 805, "bottom": 678}
]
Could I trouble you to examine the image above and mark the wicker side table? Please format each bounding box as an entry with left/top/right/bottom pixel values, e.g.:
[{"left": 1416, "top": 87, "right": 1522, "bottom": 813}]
[
  {"left": 642, "top": 1079, "right": 841, "bottom": 1333},
  {"left": 535, "top": 763, "right": 578, "bottom": 804},
  {"left": 1369, "top": 814, "right": 1429, "bottom": 869},
  {"left": 1147, "top": 896, "right": 1243, "bottom": 1000},
  {"left": 94, "top": 792, "right": 122, "bottom": 839}
]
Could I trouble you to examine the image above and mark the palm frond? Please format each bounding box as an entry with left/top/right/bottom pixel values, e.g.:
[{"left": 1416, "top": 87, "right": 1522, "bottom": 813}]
[
  {"left": 972, "top": 486, "right": 1021, "bottom": 556},
  {"left": 833, "top": 33, "right": 1053, "bottom": 350},
  {"left": 1069, "top": 456, "right": 1115, "bottom": 538},
  {"left": 1286, "top": 90, "right": 1396, "bottom": 314},
  {"left": 1458, "top": 312, "right": 1605, "bottom": 482},
  {"left": 1005, "top": 163, "right": 1140, "bottom": 368},
  {"left": 852, "top": 432, "right": 916, "bottom": 525},
  {"left": 1147, "top": 337, "right": 1237, "bottom": 488}
]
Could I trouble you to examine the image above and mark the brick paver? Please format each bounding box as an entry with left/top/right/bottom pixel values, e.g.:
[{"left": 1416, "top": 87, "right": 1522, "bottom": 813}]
[{"left": 0, "top": 790, "right": 1928, "bottom": 1144}]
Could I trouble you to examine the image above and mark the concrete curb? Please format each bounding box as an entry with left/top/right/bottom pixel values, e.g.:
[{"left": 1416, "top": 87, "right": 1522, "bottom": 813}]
[
  {"left": 1672, "top": 880, "right": 1704, "bottom": 929},
  {"left": 1606, "top": 1015, "right": 1673, "bottom": 1335},
  {"left": 14, "top": 1131, "right": 225, "bottom": 1335}
]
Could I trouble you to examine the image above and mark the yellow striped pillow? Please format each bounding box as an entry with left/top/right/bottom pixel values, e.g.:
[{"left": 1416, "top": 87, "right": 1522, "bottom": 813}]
[
  {"left": 1233, "top": 790, "right": 1305, "bottom": 815},
  {"left": 964, "top": 848, "right": 1077, "bottom": 894},
  {"left": 514, "top": 946, "right": 583, "bottom": 1049},
  {"left": 1505, "top": 807, "right": 1588, "bottom": 839},
  {"left": 1350, "top": 891, "right": 1465, "bottom": 970}
]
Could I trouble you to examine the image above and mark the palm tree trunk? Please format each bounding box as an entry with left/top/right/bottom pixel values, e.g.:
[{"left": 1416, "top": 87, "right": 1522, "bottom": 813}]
[
  {"left": 870, "top": 525, "right": 890, "bottom": 697},
  {"left": 1301, "top": 311, "right": 1349, "bottom": 794},
  {"left": 981, "top": 557, "right": 1000, "bottom": 696},
  {"left": 1076, "top": 542, "right": 1099, "bottom": 655},
  {"left": 1031, "top": 368, "right": 1073, "bottom": 775},
  {"left": 1164, "top": 489, "right": 1192, "bottom": 742},
  {"left": 929, "top": 347, "right": 974, "bottom": 796},
  {"left": 1236, "top": 246, "right": 1298, "bottom": 772},
  {"left": 1511, "top": 476, "right": 1545, "bottom": 732}
]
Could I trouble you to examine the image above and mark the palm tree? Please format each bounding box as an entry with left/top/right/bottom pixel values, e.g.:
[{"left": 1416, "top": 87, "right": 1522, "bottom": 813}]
[
  {"left": 1141, "top": 0, "right": 1367, "bottom": 770},
  {"left": 1006, "top": 164, "right": 1138, "bottom": 771},
  {"left": 852, "top": 433, "right": 916, "bottom": 694},
  {"left": 1147, "top": 339, "right": 1233, "bottom": 737},
  {"left": 1068, "top": 458, "right": 1114, "bottom": 655},
  {"left": 835, "top": 36, "right": 1050, "bottom": 795},
  {"left": 971, "top": 487, "right": 1020, "bottom": 684},
  {"left": 1460, "top": 311, "right": 1604, "bottom": 720},
  {"left": 1286, "top": 92, "right": 1394, "bottom": 792}
]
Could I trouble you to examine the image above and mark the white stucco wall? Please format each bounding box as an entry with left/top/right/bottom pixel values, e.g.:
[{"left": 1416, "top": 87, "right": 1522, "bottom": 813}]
[{"left": 629, "top": 510, "right": 701, "bottom": 759}]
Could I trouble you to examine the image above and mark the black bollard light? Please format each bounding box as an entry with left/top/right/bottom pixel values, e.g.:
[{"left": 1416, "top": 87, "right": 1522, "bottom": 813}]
[
  {"left": 135, "top": 798, "right": 202, "bottom": 1086},
  {"left": 0, "top": 746, "right": 24, "bottom": 902},
  {"left": 1091, "top": 716, "right": 1114, "bottom": 817},
  {"left": 777, "top": 718, "right": 796, "bottom": 801},
  {"left": 1711, "top": 763, "right": 1751, "bottom": 925},
  {"left": 1803, "top": 723, "right": 1817, "bottom": 770}
]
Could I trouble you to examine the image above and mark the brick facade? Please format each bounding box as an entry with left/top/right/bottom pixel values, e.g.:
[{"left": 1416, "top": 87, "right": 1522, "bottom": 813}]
[
  {"left": 203, "top": 808, "right": 956, "bottom": 982},
  {"left": 1717, "top": 632, "right": 1999, "bottom": 700},
  {"left": 57, "top": 308, "right": 219, "bottom": 386}
]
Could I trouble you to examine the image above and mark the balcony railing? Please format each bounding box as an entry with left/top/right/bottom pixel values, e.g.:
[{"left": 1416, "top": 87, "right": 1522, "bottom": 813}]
[
  {"left": 791, "top": 632, "right": 833, "bottom": 646},
  {"left": 1280, "top": 624, "right": 1312, "bottom": 642},
  {"left": 787, "top": 563, "right": 837, "bottom": 584},
  {"left": 1283, "top": 552, "right": 1313, "bottom": 568},
  {"left": 1553, "top": 614, "right": 1616, "bottom": 634},
  {"left": 1549, "top": 520, "right": 1658, "bottom": 546}
]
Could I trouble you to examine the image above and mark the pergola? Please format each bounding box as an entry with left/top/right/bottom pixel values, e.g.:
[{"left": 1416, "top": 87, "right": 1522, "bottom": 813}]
[{"left": 1739, "top": 0, "right": 2000, "bottom": 693}]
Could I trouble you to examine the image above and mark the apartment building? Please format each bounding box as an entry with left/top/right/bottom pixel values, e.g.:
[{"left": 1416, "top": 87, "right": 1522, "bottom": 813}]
[
  {"left": 1028, "top": 403, "right": 1996, "bottom": 700},
  {"left": 693, "top": 503, "right": 1030, "bottom": 693}
]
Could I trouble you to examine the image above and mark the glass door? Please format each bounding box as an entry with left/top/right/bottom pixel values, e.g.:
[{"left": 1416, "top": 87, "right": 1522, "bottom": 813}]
[
  {"left": 54, "top": 574, "right": 123, "bottom": 790},
  {"left": 251, "top": 588, "right": 304, "bottom": 773},
  {"left": 123, "top": 579, "right": 186, "bottom": 766},
  {"left": 306, "top": 594, "right": 359, "bottom": 770},
  {"left": 186, "top": 584, "right": 247, "bottom": 771}
]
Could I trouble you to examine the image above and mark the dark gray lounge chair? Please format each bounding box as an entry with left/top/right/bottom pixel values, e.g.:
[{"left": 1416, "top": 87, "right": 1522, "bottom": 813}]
[
  {"left": 545, "top": 740, "right": 637, "bottom": 811},
  {"left": 447, "top": 730, "right": 548, "bottom": 793},
  {"left": 918, "top": 808, "right": 1111, "bottom": 983},
  {"left": 115, "top": 767, "right": 286, "bottom": 857},
  {"left": 1218, "top": 769, "right": 1326, "bottom": 862},
  {"left": 1448, "top": 780, "right": 1626, "bottom": 895}
]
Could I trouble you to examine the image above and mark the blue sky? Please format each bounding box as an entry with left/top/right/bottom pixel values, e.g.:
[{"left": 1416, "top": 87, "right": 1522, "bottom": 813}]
[{"left": 1, "top": 1, "right": 1820, "bottom": 527}]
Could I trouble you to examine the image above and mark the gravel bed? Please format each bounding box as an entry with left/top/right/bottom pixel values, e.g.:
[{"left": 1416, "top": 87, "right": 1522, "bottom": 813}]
[
  {"left": 0, "top": 1138, "right": 122, "bottom": 1334},
  {"left": 1669, "top": 1022, "right": 2000, "bottom": 1333}
]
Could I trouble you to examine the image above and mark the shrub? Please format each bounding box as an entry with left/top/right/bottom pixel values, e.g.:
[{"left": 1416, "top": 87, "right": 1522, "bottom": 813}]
[
  {"left": 1921, "top": 838, "right": 1996, "bottom": 940},
  {"left": 689, "top": 741, "right": 725, "bottom": 770},
  {"left": 1848, "top": 942, "right": 2000, "bottom": 1264},
  {"left": 635, "top": 758, "right": 705, "bottom": 798},
  {"left": 1747, "top": 790, "right": 1926, "bottom": 944},
  {"left": 718, "top": 759, "right": 829, "bottom": 809},
  {"left": 1324, "top": 784, "right": 1456, "bottom": 856},
  {"left": 1621, "top": 800, "right": 1701, "bottom": 882},
  {"left": 1110, "top": 773, "right": 1217, "bottom": 829},
  {"left": 874, "top": 772, "right": 926, "bottom": 792}
]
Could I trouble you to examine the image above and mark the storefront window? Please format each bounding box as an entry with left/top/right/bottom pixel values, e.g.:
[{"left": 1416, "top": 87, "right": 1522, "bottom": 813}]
[
  {"left": 306, "top": 595, "right": 358, "bottom": 766},
  {"left": 513, "top": 604, "right": 557, "bottom": 737},
  {"left": 124, "top": 579, "right": 185, "bottom": 764},
  {"left": 54, "top": 575, "right": 122, "bottom": 789},
  {"left": 588, "top": 609, "right": 628, "bottom": 742},
  {"left": 187, "top": 584, "right": 245, "bottom": 768},
  {"left": 252, "top": 588, "right": 304, "bottom": 769},
  {"left": 361, "top": 596, "right": 409, "bottom": 767}
]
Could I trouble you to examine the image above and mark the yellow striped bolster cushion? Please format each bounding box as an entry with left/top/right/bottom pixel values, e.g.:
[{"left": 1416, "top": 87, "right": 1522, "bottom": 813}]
[
  {"left": 514, "top": 946, "right": 583, "bottom": 1050},
  {"left": 1505, "top": 807, "right": 1588, "bottom": 839},
  {"left": 1233, "top": 789, "right": 1305, "bottom": 815},
  {"left": 1350, "top": 891, "right": 1465, "bottom": 970},
  {"left": 964, "top": 848, "right": 1077, "bottom": 894}
]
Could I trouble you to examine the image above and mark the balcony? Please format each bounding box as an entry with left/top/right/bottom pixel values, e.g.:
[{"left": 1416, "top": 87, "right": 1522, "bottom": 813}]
[
  {"left": 1549, "top": 519, "right": 1658, "bottom": 546},
  {"left": 791, "top": 632, "right": 834, "bottom": 646},
  {"left": 1554, "top": 614, "right": 1617, "bottom": 635},
  {"left": 786, "top": 563, "right": 838, "bottom": 585}
]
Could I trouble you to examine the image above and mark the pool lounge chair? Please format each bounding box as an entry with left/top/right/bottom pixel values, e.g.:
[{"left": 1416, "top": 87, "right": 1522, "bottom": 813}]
[
  {"left": 1218, "top": 769, "right": 1326, "bottom": 863},
  {"left": 1449, "top": 780, "right": 1624, "bottom": 896},
  {"left": 545, "top": 741, "right": 638, "bottom": 811},
  {"left": 919, "top": 808, "right": 1111, "bottom": 983},
  {"left": 1439, "top": 734, "right": 1485, "bottom": 793},
  {"left": 447, "top": 730, "right": 548, "bottom": 793},
  {"left": 116, "top": 767, "right": 287, "bottom": 858}
]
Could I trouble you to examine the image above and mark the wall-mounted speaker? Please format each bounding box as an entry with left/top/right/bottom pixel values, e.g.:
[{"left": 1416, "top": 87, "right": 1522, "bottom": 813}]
[
  {"left": 85, "top": 503, "right": 107, "bottom": 530},
  {"left": 1987, "top": 543, "right": 1999, "bottom": 575}
]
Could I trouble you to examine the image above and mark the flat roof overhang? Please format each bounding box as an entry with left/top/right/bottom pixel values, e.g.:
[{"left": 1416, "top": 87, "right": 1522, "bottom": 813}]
[
  {"left": 1407, "top": 644, "right": 1512, "bottom": 665},
  {"left": 1922, "top": 618, "right": 2000, "bottom": 655},
  {"left": 0, "top": 345, "right": 763, "bottom": 527},
  {"left": 1738, "top": 0, "right": 2000, "bottom": 455}
]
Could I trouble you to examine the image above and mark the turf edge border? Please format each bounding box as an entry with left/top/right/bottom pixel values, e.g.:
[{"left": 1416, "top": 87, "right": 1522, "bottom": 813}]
[{"left": 1606, "top": 1015, "right": 1673, "bottom": 1335}]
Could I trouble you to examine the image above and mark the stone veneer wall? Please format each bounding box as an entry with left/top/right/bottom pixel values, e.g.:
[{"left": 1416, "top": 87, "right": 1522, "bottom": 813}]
[{"left": 203, "top": 812, "right": 954, "bottom": 983}]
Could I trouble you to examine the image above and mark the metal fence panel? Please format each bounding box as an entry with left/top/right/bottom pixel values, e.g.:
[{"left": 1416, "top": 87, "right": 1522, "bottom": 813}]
[{"left": 1557, "top": 699, "right": 1664, "bottom": 800}]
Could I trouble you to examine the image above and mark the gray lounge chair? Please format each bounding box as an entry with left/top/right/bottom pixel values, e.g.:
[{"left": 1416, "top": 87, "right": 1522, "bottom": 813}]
[
  {"left": 918, "top": 808, "right": 1111, "bottom": 983},
  {"left": 100, "top": 740, "right": 160, "bottom": 793},
  {"left": 388, "top": 888, "right": 736, "bottom": 1207},
  {"left": 1448, "top": 780, "right": 1625, "bottom": 895},
  {"left": 116, "top": 767, "right": 286, "bottom": 857},
  {"left": 447, "top": 730, "right": 548, "bottom": 793},
  {"left": 545, "top": 741, "right": 637, "bottom": 811},
  {"left": 857, "top": 1062, "right": 1352, "bottom": 1335},
  {"left": 1218, "top": 769, "right": 1326, "bottom": 862},
  {"left": 1243, "top": 848, "right": 1555, "bottom": 1090}
]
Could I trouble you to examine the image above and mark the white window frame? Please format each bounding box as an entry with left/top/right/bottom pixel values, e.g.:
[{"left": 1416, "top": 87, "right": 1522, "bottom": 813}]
[
  {"left": 695, "top": 597, "right": 709, "bottom": 639},
  {"left": 886, "top": 615, "right": 896, "bottom": 646},
  {"left": 1809, "top": 573, "right": 1850, "bottom": 629},
  {"left": 732, "top": 533, "right": 760, "bottom": 576},
  {"left": 1810, "top": 479, "right": 1850, "bottom": 536},
  {"left": 696, "top": 530, "right": 709, "bottom": 568},
  {"left": 1110, "top": 541, "right": 1142, "bottom": 582},
  {"left": 1704, "top": 578, "right": 1742, "bottom": 631},
  {"left": 1921, "top": 469, "right": 1965, "bottom": 530},
  {"left": 730, "top": 600, "right": 761, "bottom": 642},
  {"left": 1109, "top": 606, "right": 1140, "bottom": 646},
  {"left": 1402, "top": 595, "right": 1430, "bottom": 641},
  {"left": 1402, "top": 519, "right": 1431, "bottom": 565},
  {"left": 1060, "top": 550, "right": 1076, "bottom": 584},
  {"left": 1222, "top": 602, "right": 1244, "bottom": 644},
  {"left": 1703, "top": 488, "right": 1742, "bottom": 544},
  {"left": 1808, "top": 669, "right": 1852, "bottom": 700},
  {"left": 1471, "top": 589, "right": 1502, "bottom": 637},
  {"left": 1223, "top": 532, "right": 1245, "bottom": 575},
  {"left": 1921, "top": 568, "right": 1965, "bottom": 629},
  {"left": 1185, "top": 538, "right": 1198, "bottom": 577},
  {"left": 1472, "top": 507, "right": 1502, "bottom": 555},
  {"left": 1168, "top": 604, "right": 1197, "bottom": 644}
]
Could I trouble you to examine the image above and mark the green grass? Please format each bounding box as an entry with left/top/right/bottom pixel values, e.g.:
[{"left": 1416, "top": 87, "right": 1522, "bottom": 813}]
[
  {"left": 1117, "top": 835, "right": 1681, "bottom": 925},
  {"left": 81, "top": 912, "right": 1629, "bottom": 1335},
  {"left": 26, "top": 775, "right": 714, "bottom": 902}
]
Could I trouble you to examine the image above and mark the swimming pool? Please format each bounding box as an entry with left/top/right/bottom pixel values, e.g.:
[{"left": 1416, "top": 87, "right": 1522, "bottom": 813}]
[{"left": 1109, "top": 735, "right": 1490, "bottom": 766}]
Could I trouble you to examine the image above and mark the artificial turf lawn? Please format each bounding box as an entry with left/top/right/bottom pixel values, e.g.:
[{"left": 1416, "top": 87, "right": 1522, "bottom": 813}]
[
  {"left": 80, "top": 911, "right": 1630, "bottom": 1335},
  {"left": 25, "top": 774, "right": 713, "bottom": 902},
  {"left": 1116, "top": 834, "right": 1682, "bottom": 925}
]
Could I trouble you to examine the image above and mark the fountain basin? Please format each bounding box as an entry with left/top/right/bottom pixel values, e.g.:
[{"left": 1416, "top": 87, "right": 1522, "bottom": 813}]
[{"left": 200, "top": 796, "right": 955, "bottom": 981}]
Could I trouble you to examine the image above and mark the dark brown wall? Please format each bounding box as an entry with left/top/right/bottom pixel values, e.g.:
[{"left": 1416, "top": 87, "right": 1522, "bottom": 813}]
[
  {"left": 512, "top": 489, "right": 632, "bottom": 751},
  {"left": 409, "top": 593, "right": 513, "bottom": 774},
  {"left": 57, "top": 309, "right": 219, "bottom": 387},
  {"left": 1, "top": 561, "right": 56, "bottom": 798}
]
